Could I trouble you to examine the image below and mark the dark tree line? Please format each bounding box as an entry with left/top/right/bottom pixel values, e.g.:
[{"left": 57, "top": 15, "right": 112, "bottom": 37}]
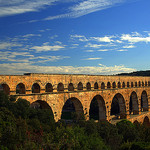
[
  {"left": 117, "top": 70, "right": 150, "bottom": 76},
  {"left": 0, "top": 91, "right": 150, "bottom": 150}
]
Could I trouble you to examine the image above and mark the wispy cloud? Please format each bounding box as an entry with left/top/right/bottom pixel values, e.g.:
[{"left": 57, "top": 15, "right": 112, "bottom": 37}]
[
  {"left": 83, "top": 57, "right": 102, "bottom": 60},
  {"left": 0, "top": 0, "right": 59, "bottom": 17},
  {"left": 45, "top": 0, "right": 127, "bottom": 20},
  {"left": 0, "top": 63, "right": 136, "bottom": 75},
  {"left": 85, "top": 43, "right": 105, "bottom": 48},
  {"left": 30, "top": 45, "right": 65, "bottom": 52},
  {"left": 0, "top": 42, "right": 22, "bottom": 50},
  {"left": 71, "top": 34, "right": 88, "bottom": 42},
  {"left": 123, "top": 45, "right": 135, "bottom": 48},
  {"left": 85, "top": 50, "right": 95, "bottom": 52},
  {"left": 117, "top": 49, "right": 128, "bottom": 52},
  {"left": 97, "top": 49, "right": 109, "bottom": 51}
]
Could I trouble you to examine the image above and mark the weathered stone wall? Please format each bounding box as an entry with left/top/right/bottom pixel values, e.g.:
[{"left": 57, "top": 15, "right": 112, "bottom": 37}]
[{"left": 1, "top": 73, "right": 150, "bottom": 122}]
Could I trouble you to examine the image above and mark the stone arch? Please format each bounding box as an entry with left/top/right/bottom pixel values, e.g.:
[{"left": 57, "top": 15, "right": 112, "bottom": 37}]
[
  {"left": 145, "top": 81, "right": 147, "bottom": 86},
  {"left": 130, "top": 91, "right": 139, "bottom": 115},
  {"left": 133, "top": 120, "right": 140, "bottom": 125},
  {"left": 94, "top": 82, "right": 98, "bottom": 89},
  {"left": 89, "top": 95, "right": 106, "bottom": 121},
  {"left": 61, "top": 97, "right": 84, "bottom": 120},
  {"left": 112, "top": 82, "right": 116, "bottom": 88},
  {"left": 122, "top": 82, "right": 125, "bottom": 88},
  {"left": 78, "top": 82, "right": 83, "bottom": 90},
  {"left": 131, "top": 82, "right": 134, "bottom": 87},
  {"left": 101, "top": 82, "right": 105, "bottom": 89},
  {"left": 118, "top": 82, "right": 121, "bottom": 88},
  {"left": 86, "top": 82, "right": 91, "bottom": 90},
  {"left": 139, "top": 81, "right": 141, "bottom": 87},
  {"left": 45, "top": 83, "right": 53, "bottom": 92},
  {"left": 68, "top": 83, "right": 74, "bottom": 91},
  {"left": 143, "top": 116, "right": 150, "bottom": 126},
  {"left": 30, "top": 100, "right": 54, "bottom": 118},
  {"left": 107, "top": 82, "right": 111, "bottom": 89},
  {"left": 0, "top": 83, "right": 10, "bottom": 95},
  {"left": 142, "top": 81, "right": 144, "bottom": 86},
  {"left": 127, "top": 82, "right": 130, "bottom": 87},
  {"left": 135, "top": 82, "right": 137, "bottom": 87},
  {"left": 32, "top": 83, "right": 40, "bottom": 93},
  {"left": 57, "top": 82, "right": 64, "bottom": 92},
  {"left": 16, "top": 83, "right": 26, "bottom": 94},
  {"left": 111, "top": 93, "right": 126, "bottom": 119},
  {"left": 141, "top": 90, "right": 148, "bottom": 111}
]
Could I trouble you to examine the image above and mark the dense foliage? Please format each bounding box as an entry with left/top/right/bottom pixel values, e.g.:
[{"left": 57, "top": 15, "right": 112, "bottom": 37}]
[
  {"left": 117, "top": 70, "right": 150, "bottom": 76},
  {"left": 0, "top": 91, "right": 150, "bottom": 150}
]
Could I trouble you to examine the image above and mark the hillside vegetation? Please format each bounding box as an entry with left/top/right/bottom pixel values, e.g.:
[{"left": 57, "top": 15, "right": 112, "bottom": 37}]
[{"left": 0, "top": 92, "right": 150, "bottom": 150}]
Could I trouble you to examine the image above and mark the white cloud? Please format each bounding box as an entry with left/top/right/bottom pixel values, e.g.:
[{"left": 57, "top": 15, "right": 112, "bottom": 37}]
[
  {"left": 71, "top": 34, "right": 88, "bottom": 42},
  {"left": 0, "top": 0, "right": 59, "bottom": 17},
  {"left": 0, "top": 42, "right": 22, "bottom": 50},
  {"left": 22, "top": 34, "right": 41, "bottom": 38},
  {"left": 117, "top": 49, "right": 128, "bottom": 52},
  {"left": 123, "top": 45, "right": 135, "bottom": 48},
  {"left": 85, "top": 50, "right": 94, "bottom": 52},
  {"left": 116, "top": 40, "right": 123, "bottom": 43},
  {"left": 83, "top": 57, "right": 102, "bottom": 60},
  {"left": 97, "top": 49, "right": 109, "bottom": 51},
  {"left": 85, "top": 43, "right": 105, "bottom": 48},
  {"left": 0, "top": 63, "right": 136, "bottom": 75},
  {"left": 121, "top": 34, "right": 150, "bottom": 43},
  {"left": 91, "top": 36, "right": 114, "bottom": 42},
  {"left": 44, "top": 0, "right": 127, "bottom": 20},
  {"left": 30, "top": 45, "right": 65, "bottom": 52},
  {"left": 0, "top": 51, "right": 69, "bottom": 63}
]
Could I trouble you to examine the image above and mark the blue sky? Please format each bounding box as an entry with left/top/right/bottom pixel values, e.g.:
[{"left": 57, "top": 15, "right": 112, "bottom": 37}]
[{"left": 0, "top": 0, "right": 150, "bottom": 75}]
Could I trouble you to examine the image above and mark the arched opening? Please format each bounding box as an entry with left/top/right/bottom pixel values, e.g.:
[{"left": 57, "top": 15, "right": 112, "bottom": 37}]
[
  {"left": 57, "top": 83, "right": 64, "bottom": 92},
  {"left": 143, "top": 116, "right": 150, "bottom": 127},
  {"left": 107, "top": 82, "right": 111, "bottom": 89},
  {"left": 122, "top": 82, "right": 125, "bottom": 88},
  {"left": 61, "top": 97, "right": 84, "bottom": 121},
  {"left": 142, "top": 82, "right": 144, "bottom": 87},
  {"left": 16, "top": 83, "right": 25, "bottom": 94},
  {"left": 139, "top": 81, "right": 141, "bottom": 87},
  {"left": 148, "top": 81, "right": 150, "bottom": 86},
  {"left": 89, "top": 95, "right": 106, "bottom": 121},
  {"left": 131, "top": 82, "right": 134, "bottom": 87},
  {"left": 118, "top": 82, "right": 121, "bottom": 88},
  {"left": 145, "top": 81, "right": 147, "bottom": 86},
  {"left": 94, "top": 82, "right": 98, "bottom": 89},
  {"left": 111, "top": 93, "right": 126, "bottom": 119},
  {"left": 0, "top": 83, "right": 10, "bottom": 95},
  {"left": 45, "top": 83, "right": 53, "bottom": 92},
  {"left": 141, "top": 91, "right": 148, "bottom": 111},
  {"left": 112, "top": 82, "right": 116, "bottom": 88},
  {"left": 78, "top": 82, "right": 83, "bottom": 90},
  {"left": 130, "top": 91, "right": 139, "bottom": 115},
  {"left": 68, "top": 83, "right": 74, "bottom": 91},
  {"left": 135, "top": 82, "right": 137, "bottom": 87},
  {"left": 30, "top": 100, "right": 54, "bottom": 119},
  {"left": 101, "top": 82, "right": 105, "bottom": 89},
  {"left": 127, "top": 82, "right": 130, "bottom": 87},
  {"left": 133, "top": 120, "right": 140, "bottom": 125},
  {"left": 86, "top": 82, "right": 91, "bottom": 90},
  {"left": 32, "top": 83, "right": 40, "bottom": 93}
]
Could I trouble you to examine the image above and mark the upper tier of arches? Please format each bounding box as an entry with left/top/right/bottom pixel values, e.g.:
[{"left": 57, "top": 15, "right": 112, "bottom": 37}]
[{"left": 0, "top": 80, "right": 150, "bottom": 95}]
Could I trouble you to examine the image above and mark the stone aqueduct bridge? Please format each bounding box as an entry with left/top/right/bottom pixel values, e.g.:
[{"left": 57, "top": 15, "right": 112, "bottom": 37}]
[{"left": 1, "top": 73, "right": 150, "bottom": 124}]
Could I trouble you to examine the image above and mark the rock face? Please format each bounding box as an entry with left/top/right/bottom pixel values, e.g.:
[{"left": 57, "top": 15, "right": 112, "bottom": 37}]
[{"left": 0, "top": 73, "right": 150, "bottom": 123}]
